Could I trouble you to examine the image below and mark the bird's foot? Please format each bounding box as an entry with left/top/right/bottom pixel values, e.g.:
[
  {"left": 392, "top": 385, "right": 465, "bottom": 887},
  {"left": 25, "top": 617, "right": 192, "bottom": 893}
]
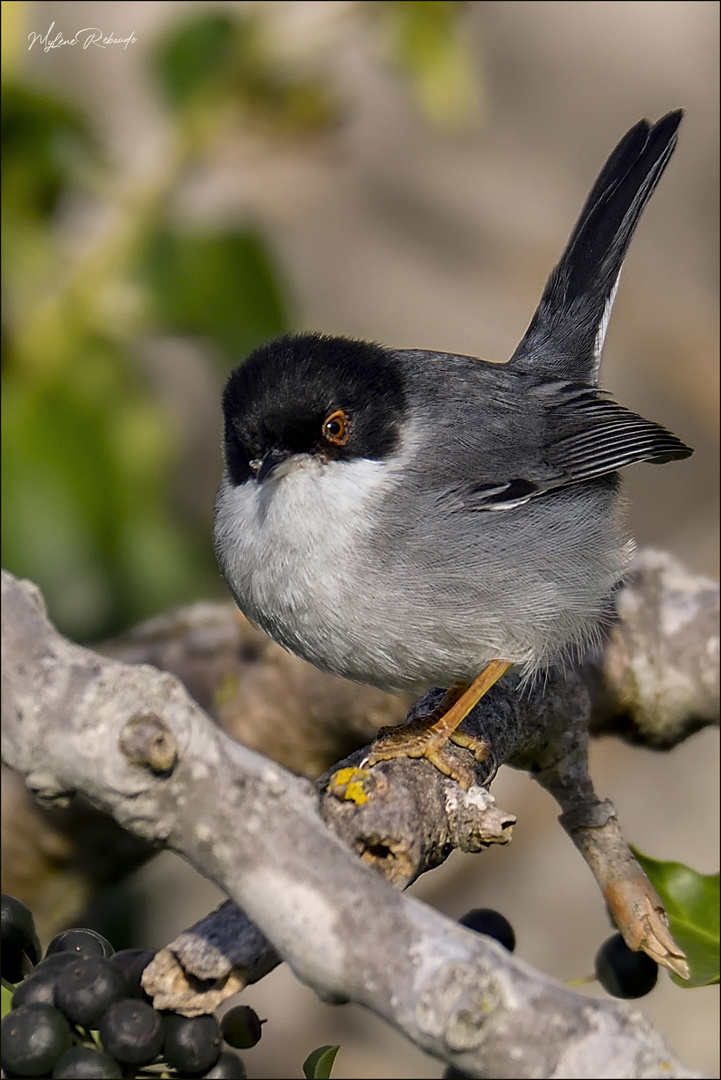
[
  {"left": 365, "top": 715, "right": 493, "bottom": 790},
  {"left": 365, "top": 661, "right": 510, "bottom": 788}
]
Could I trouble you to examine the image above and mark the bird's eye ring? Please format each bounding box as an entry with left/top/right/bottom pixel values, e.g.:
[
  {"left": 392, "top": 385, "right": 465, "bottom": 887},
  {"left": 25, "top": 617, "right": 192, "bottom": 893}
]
[{"left": 322, "top": 409, "right": 350, "bottom": 446}]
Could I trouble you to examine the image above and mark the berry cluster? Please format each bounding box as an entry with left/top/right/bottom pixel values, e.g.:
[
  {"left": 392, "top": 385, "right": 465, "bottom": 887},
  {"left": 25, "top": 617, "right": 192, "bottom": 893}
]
[{"left": 1, "top": 894, "right": 262, "bottom": 1079}]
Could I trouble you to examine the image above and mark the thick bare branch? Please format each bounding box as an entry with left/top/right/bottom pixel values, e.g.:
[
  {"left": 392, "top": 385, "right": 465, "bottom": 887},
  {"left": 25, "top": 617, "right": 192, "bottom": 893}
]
[
  {"left": 1, "top": 568, "right": 710, "bottom": 1078},
  {"left": 586, "top": 548, "right": 719, "bottom": 745}
]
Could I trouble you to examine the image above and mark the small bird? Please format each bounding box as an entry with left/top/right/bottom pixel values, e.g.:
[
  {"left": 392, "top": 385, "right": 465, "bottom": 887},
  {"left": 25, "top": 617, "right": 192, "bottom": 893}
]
[{"left": 214, "top": 111, "right": 692, "bottom": 788}]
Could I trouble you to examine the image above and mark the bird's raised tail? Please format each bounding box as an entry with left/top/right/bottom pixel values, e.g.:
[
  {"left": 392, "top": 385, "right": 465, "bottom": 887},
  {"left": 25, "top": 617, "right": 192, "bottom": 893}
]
[{"left": 509, "top": 110, "right": 683, "bottom": 384}]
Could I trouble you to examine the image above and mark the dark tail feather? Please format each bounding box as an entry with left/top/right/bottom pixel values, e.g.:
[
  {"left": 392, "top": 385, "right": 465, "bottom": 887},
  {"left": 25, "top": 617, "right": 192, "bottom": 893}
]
[{"left": 509, "top": 110, "right": 683, "bottom": 383}]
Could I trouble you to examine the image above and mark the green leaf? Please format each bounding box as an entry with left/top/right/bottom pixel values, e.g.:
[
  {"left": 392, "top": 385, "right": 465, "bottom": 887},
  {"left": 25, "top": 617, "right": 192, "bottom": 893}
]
[
  {"left": 632, "top": 848, "right": 720, "bottom": 988},
  {"left": 155, "top": 12, "right": 236, "bottom": 109},
  {"left": 1, "top": 981, "right": 14, "bottom": 1018},
  {"left": 303, "top": 1044, "right": 340, "bottom": 1080},
  {"left": 137, "top": 227, "right": 290, "bottom": 360}
]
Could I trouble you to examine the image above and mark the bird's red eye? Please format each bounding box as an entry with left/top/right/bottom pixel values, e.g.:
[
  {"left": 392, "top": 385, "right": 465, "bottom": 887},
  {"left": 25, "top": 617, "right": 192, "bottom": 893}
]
[{"left": 322, "top": 409, "right": 350, "bottom": 446}]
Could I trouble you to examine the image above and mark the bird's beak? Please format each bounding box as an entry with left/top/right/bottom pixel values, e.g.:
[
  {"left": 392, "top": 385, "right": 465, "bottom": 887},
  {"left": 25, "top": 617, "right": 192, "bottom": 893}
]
[{"left": 253, "top": 448, "right": 308, "bottom": 483}]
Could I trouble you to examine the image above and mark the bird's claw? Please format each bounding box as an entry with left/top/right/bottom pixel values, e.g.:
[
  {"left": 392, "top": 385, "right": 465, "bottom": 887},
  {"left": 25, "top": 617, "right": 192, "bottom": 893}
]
[{"left": 367, "top": 717, "right": 494, "bottom": 790}]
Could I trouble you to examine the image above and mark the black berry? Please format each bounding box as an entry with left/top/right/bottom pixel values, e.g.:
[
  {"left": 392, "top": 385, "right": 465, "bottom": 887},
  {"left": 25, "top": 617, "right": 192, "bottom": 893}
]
[
  {"left": 1, "top": 1003, "right": 72, "bottom": 1077},
  {"left": 594, "top": 933, "right": 659, "bottom": 999},
  {"left": 221, "top": 1004, "right": 265, "bottom": 1049},
  {"left": 52, "top": 1045, "right": 123, "bottom": 1078},
  {"left": 163, "top": 1011, "right": 222, "bottom": 1074},
  {"left": 458, "top": 908, "right": 516, "bottom": 952},
  {"left": 110, "top": 948, "right": 156, "bottom": 999},
  {"left": 12, "top": 965, "right": 64, "bottom": 1009},
  {"left": 202, "top": 1048, "right": 249, "bottom": 1077},
  {"left": 46, "top": 926, "right": 115, "bottom": 960},
  {"left": 1, "top": 894, "right": 41, "bottom": 982},
  {"left": 55, "top": 955, "right": 128, "bottom": 1027},
  {"left": 99, "top": 998, "right": 164, "bottom": 1065},
  {"left": 35, "top": 950, "right": 81, "bottom": 972}
]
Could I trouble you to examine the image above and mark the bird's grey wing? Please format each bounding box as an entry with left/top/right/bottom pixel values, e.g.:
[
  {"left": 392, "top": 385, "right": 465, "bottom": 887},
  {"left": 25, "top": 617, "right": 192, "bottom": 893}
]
[
  {"left": 444, "top": 387, "right": 692, "bottom": 512},
  {"left": 508, "top": 111, "right": 682, "bottom": 384},
  {"left": 542, "top": 388, "right": 692, "bottom": 483}
]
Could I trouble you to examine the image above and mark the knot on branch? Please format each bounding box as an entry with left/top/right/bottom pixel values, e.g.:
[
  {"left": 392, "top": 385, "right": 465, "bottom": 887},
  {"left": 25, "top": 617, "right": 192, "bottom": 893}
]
[{"left": 119, "top": 714, "right": 178, "bottom": 774}]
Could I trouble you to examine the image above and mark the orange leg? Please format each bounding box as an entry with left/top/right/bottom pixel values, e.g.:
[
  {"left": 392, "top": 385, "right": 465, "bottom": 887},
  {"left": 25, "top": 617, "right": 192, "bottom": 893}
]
[{"left": 365, "top": 659, "right": 512, "bottom": 789}]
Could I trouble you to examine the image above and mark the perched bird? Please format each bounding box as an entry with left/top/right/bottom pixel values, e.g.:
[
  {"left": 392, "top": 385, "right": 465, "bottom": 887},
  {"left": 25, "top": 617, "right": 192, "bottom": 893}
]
[{"left": 213, "top": 111, "right": 692, "bottom": 787}]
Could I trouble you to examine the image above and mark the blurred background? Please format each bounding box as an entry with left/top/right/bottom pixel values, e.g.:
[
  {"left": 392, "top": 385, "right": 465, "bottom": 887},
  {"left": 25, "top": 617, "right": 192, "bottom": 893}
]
[{"left": 1, "top": 2, "right": 718, "bottom": 1077}]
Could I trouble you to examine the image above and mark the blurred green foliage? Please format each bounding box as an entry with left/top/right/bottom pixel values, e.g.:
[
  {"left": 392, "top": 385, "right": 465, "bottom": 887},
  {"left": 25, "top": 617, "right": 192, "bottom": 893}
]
[
  {"left": 138, "top": 228, "right": 287, "bottom": 360},
  {"left": 0, "top": 75, "right": 291, "bottom": 641},
  {"left": 155, "top": 9, "right": 338, "bottom": 133},
  {"left": 1, "top": 14, "right": 295, "bottom": 642},
  {"left": 156, "top": 10, "right": 237, "bottom": 110},
  {"left": 377, "top": 1, "right": 480, "bottom": 128},
  {"left": 1, "top": 2, "right": 477, "bottom": 642}
]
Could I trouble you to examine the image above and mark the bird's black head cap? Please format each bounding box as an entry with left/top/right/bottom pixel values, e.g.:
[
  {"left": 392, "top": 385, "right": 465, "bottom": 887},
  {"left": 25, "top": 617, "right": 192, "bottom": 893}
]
[{"left": 221, "top": 332, "right": 407, "bottom": 485}]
